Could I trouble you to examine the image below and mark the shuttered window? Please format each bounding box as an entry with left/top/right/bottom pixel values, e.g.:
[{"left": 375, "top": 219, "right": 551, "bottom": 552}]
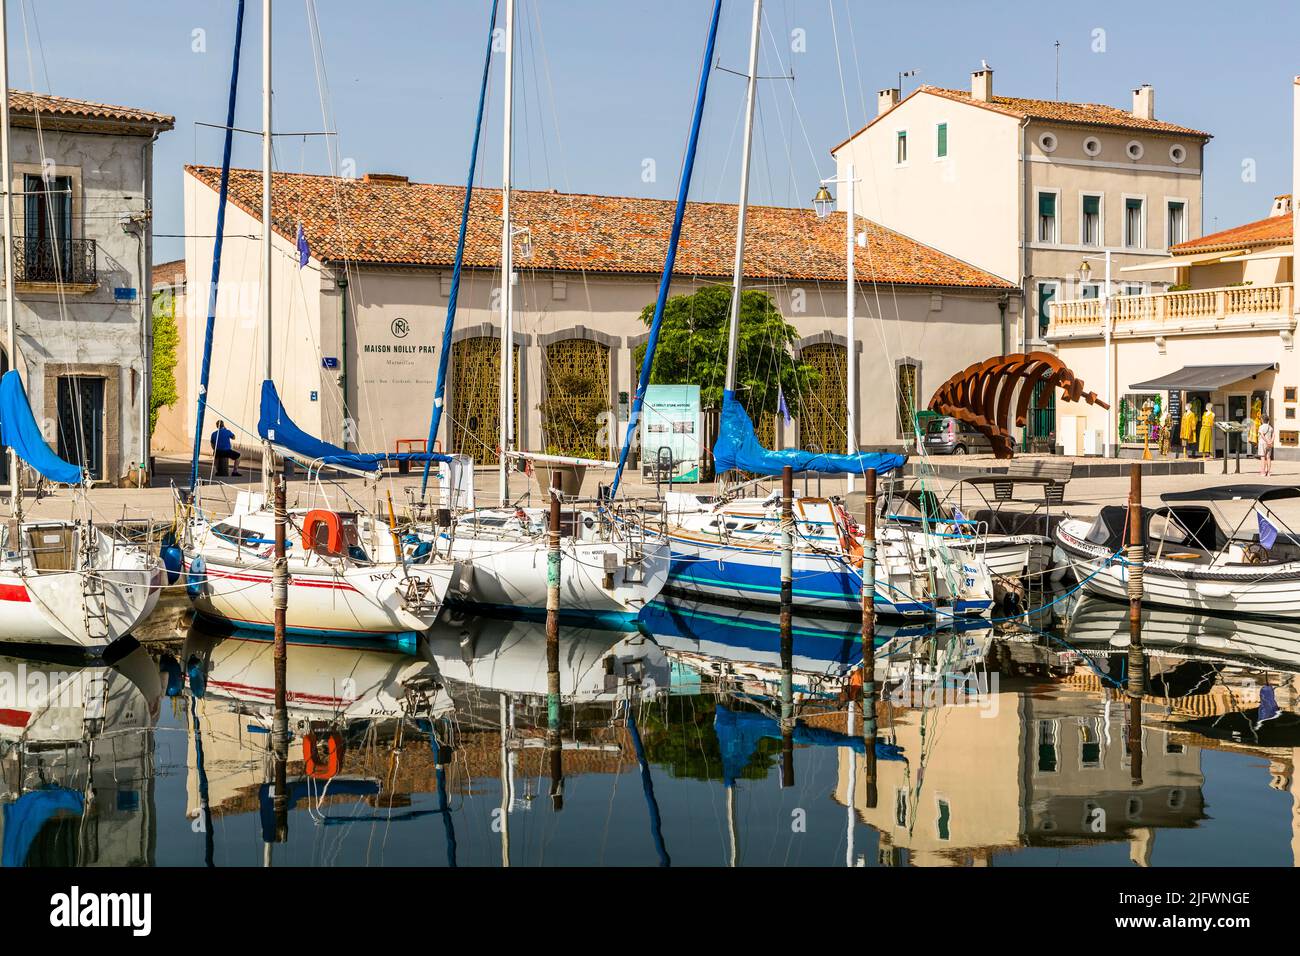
[
  {"left": 1082, "top": 194, "right": 1100, "bottom": 246},
  {"left": 936, "top": 122, "right": 948, "bottom": 158},
  {"left": 1037, "top": 192, "right": 1057, "bottom": 243}
]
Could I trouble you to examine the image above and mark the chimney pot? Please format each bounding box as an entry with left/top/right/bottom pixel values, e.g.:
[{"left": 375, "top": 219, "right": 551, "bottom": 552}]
[
  {"left": 877, "top": 88, "right": 900, "bottom": 116},
  {"left": 1132, "top": 84, "right": 1155, "bottom": 121},
  {"left": 971, "top": 67, "right": 993, "bottom": 102}
]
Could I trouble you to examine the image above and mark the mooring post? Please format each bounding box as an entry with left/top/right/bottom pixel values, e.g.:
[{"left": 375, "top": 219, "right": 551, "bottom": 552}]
[
  {"left": 780, "top": 464, "right": 794, "bottom": 788},
  {"left": 861, "top": 467, "right": 878, "bottom": 809},
  {"left": 546, "top": 470, "right": 564, "bottom": 809},
  {"left": 1126, "top": 462, "right": 1145, "bottom": 786},
  {"left": 271, "top": 469, "right": 289, "bottom": 841}
]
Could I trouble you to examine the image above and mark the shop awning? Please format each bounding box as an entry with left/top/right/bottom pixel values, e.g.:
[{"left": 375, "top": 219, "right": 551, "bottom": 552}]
[
  {"left": 1130, "top": 363, "right": 1278, "bottom": 391},
  {"left": 1118, "top": 249, "right": 1247, "bottom": 274},
  {"left": 1218, "top": 245, "right": 1293, "bottom": 263}
]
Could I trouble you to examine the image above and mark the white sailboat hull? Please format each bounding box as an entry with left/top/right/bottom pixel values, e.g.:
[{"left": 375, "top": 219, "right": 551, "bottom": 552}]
[
  {"left": 441, "top": 532, "right": 669, "bottom": 620},
  {"left": 0, "top": 525, "right": 161, "bottom": 651}
]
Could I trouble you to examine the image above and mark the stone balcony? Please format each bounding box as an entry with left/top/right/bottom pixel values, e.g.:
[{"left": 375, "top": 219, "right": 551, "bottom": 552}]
[{"left": 1047, "top": 282, "right": 1295, "bottom": 342}]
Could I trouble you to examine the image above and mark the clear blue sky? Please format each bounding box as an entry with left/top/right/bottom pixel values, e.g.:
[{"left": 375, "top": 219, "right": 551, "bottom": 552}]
[{"left": 9, "top": 0, "right": 1296, "bottom": 263}]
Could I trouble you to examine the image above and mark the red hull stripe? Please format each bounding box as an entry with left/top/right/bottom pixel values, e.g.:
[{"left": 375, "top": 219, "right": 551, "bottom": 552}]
[
  {"left": 0, "top": 583, "right": 30, "bottom": 602},
  {"left": 0, "top": 708, "right": 31, "bottom": 727}
]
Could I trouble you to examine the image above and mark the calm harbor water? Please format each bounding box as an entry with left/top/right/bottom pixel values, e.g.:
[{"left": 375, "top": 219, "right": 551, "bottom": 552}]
[{"left": 3, "top": 593, "right": 1299, "bottom": 868}]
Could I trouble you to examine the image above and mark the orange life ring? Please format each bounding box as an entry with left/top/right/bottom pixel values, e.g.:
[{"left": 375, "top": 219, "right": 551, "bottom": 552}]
[
  {"left": 302, "top": 509, "right": 345, "bottom": 556},
  {"left": 303, "top": 730, "right": 344, "bottom": 780}
]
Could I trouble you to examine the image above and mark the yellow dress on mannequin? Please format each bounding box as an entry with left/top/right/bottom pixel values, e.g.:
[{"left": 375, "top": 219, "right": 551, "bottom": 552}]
[
  {"left": 1180, "top": 407, "right": 1196, "bottom": 445},
  {"left": 1198, "top": 407, "right": 1216, "bottom": 456}
]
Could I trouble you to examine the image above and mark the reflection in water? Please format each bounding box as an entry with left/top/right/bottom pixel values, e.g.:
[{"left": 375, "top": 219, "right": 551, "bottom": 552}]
[{"left": 0, "top": 589, "right": 1298, "bottom": 866}]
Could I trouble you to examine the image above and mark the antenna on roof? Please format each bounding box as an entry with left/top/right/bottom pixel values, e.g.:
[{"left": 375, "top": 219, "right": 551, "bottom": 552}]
[
  {"left": 1054, "top": 41, "right": 1060, "bottom": 100},
  {"left": 898, "top": 68, "right": 918, "bottom": 95}
]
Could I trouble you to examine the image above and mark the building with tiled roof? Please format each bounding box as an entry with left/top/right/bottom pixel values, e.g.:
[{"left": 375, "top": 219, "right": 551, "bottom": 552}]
[
  {"left": 184, "top": 165, "right": 1009, "bottom": 289},
  {"left": 0, "top": 88, "right": 173, "bottom": 484},
  {"left": 832, "top": 65, "right": 1211, "bottom": 453},
  {"left": 1045, "top": 86, "right": 1299, "bottom": 462},
  {"left": 179, "top": 163, "right": 1018, "bottom": 462}
]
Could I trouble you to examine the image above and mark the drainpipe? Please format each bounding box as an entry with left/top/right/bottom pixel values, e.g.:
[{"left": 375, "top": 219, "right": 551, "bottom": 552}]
[
  {"left": 138, "top": 129, "right": 159, "bottom": 486},
  {"left": 338, "top": 271, "right": 349, "bottom": 449},
  {"left": 1017, "top": 116, "right": 1029, "bottom": 353}
]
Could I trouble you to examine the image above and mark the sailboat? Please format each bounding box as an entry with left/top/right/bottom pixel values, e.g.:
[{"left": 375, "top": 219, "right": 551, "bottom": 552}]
[
  {"left": 0, "top": 7, "right": 160, "bottom": 651},
  {"left": 410, "top": 0, "right": 716, "bottom": 622},
  {"left": 646, "top": 0, "right": 992, "bottom": 619},
  {"left": 176, "top": 0, "right": 456, "bottom": 640}
]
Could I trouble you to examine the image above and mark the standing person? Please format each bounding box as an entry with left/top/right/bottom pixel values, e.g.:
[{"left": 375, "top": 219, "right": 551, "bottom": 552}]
[
  {"left": 1259, "top": 414, "right": 1275, "bottom": 477},
  {"left": 210, "top": 420, "right": 242, "bottom": 476}
]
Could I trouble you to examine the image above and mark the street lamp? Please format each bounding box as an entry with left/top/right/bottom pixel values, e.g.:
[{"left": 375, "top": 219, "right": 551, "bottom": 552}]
[
  {"left": 1078, "top": 250, "right": 1115, "bottom": 457},
  {"left": 812, "top": 184, "right": 835, "bottom": 219},
  {"left": 812, "top": 166, "right": 860, "bottom": 491}
]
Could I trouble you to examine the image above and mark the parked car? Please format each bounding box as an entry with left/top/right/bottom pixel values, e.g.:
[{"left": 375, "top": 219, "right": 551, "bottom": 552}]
[{"left": 919, "top": 415, "right": 1015, "bottom": 455}]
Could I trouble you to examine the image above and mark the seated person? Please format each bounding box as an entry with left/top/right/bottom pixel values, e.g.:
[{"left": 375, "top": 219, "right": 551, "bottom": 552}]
[{"left": 210, "top": 420, "right": 242, "bottom": 476}]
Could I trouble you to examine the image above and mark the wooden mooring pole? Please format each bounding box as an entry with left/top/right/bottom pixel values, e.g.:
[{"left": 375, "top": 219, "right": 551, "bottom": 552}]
[
  {"left": 546, "top": 470, "right": 564, "bottom": 808},
  {"left": 779, "top": 465, "right": 794, "bottom": 788},
  {"left": 1126, "top": 463, "right": 1145, "bottom": 786},
  {"left": 271, "top": 470, "right": 289, "bottom": 842},
  {"left": 861, "top": 467, "right": 878, "bottom": 809}
]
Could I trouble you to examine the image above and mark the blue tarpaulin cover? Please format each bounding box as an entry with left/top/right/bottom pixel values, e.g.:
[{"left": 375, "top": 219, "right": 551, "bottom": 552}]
[
  {"left": 2, "top": 787, "right": 84, "bottom": 867},
  {"left": 714, "top": 704, "right": 904, "bottom": 785},
  {"left": 712, "top": 389, "right": 906, "bottom": 477},
  {"left": 258, "top": 379, "right": 451, "bottom": 474},
  {"left": 0, "top": 370, "right": 83, "bottom": 484}
]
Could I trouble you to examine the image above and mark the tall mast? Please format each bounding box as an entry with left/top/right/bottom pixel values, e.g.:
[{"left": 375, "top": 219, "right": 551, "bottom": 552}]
[
  {"left": 260, "top": 0, "right": 274, "bottom": 498},
  {"left": 497, "top": 0, "right": 514, "bottom": 506},
  {"left": 0, "top": 1, "right": 16, "bottom": 513},
  {"left": 721, "top": 0, "right": 763, "bottom": 394}
]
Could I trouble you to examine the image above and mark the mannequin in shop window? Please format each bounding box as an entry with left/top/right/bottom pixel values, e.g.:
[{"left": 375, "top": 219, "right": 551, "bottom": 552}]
[
  {"left": 1198, "top": 404, "right": 1216, "bottom": 458},
  {"left": 1180, "top": 400, "right": 1198, "bottom": 458}
]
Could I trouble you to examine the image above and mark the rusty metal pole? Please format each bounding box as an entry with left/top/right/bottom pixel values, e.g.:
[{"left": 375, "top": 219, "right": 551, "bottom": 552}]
[
  {"left": 780, "top": 465, "right": 794, "bottom": 788},
  {"left": 1126, "top": 463, "right": 1145, "bottom": 786},
  {"left": 861, "top": 467, "right": 878, "bottom": 808},
  {"left": 546, "top": 470, "right": 564, "bottom": 809},
  {"left": 271, "top": 470, "right": 288, "bottom": 841}
]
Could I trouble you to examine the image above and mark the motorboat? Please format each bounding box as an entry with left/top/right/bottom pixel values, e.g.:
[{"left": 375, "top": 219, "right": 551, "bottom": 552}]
[{"left": 1054, "top": 483, "right": 1300, "bottom": 619}]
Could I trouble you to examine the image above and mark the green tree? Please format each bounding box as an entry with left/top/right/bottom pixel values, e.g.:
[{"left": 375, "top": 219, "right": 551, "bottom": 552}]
[
  {"left": 636, "top": 286, "right": 817, "bottom": 419},
  {"left": 150, "top": 289, "right": 179, "bottom": 433}
]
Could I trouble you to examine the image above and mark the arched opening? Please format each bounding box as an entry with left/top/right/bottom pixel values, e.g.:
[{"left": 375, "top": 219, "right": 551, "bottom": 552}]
[
  {"left": 449, "top": 337, "right": 518, "bottom": 465},
  {"left": 798, "top": 342, "right": 847, "bottom": 454},
  {"left": 541, "top": 338, "right": 609, "bottom": 459}
]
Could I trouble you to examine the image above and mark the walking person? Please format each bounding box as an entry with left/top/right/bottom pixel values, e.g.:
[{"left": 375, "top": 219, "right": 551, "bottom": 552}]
[
  {"left": 1258, "top": 414, "right": 1275, "bottom": 477},
  {"left": 210, "top": 420, "right": 242, "bottom": 477}
]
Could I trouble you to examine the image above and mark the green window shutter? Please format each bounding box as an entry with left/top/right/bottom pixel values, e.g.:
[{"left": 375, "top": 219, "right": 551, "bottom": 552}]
[
  {"left": 936, "top": 123, "right": 947, "bottom": 157},
  {"left": 1126, "top": 197, "right": 1143, "bottom": 211},
  {"left": 1038, "top": 192, "right": 1056, "bottom": 217},
  {"left": 1083, "top": 195, "right": 1099, "bottom": 216}
]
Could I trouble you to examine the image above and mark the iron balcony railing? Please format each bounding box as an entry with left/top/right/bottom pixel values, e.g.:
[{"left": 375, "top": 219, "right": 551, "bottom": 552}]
[{"left": 12, "top": 237, "right": 97, "bottom": 285}]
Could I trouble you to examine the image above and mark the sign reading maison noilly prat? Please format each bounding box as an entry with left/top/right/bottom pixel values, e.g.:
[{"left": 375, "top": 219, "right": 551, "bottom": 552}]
[
  {"left": 640, "top": 384, "right": 701, "bottom": 483},
  {"left": 362, "top": 315, "right": 436, "bottom": 356}
]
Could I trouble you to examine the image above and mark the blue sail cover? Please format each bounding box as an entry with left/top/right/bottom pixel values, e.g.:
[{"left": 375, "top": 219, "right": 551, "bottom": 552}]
[
  {"left": 713, "top": 389, "right": 906, "bottom": 477},
  {"left": 0, "top": 371, "right": 84, "bottom": 484},
  {"left": 258, "top": 380, "right": 451, "bottom": 474},
  {"left": 2, "top": 787, "right": 84, "bottom": 866}
]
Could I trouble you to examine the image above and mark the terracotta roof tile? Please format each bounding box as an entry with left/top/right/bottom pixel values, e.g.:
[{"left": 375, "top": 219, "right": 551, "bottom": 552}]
[
  {"left": 152, "top": 257, "right": 185, "bottom": 288},
  {"left": 7, "top": 88, "right": 174, "bottom": 129},
  {"left": 185, "top": 165, "right": 1013, "bottom": 290},
  {"left": 1171, "top": 213, "right": 1292, "bottom": 254},
  {"left": 834, "top": 84, "right": 1209, "bottom": 152},
  {"left": 921, "top": 86, "right": 1210, "bottom": 137}
]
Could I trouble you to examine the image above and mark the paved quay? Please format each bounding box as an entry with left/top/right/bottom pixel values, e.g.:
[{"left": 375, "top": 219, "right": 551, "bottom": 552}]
[{"left": 17, "top": 452, "right": 1300, "bottom": 534}]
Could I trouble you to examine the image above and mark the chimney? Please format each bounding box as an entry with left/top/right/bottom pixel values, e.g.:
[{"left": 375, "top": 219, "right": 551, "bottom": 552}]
[
  {"left": 971, "top": 64, "right": 993, "bottom": 102},
  {"left": 1270, "top": 194, "right": 1292, "bottom": 217},
  {"left": 1132, "top": 84, "right": 1155, "bottom": 121},
  {"left": 362, "top": 172, "right": 410, "bottom": 185},
  {"left": 877, "top": 88, "right": 900, "bottom": 116}
]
